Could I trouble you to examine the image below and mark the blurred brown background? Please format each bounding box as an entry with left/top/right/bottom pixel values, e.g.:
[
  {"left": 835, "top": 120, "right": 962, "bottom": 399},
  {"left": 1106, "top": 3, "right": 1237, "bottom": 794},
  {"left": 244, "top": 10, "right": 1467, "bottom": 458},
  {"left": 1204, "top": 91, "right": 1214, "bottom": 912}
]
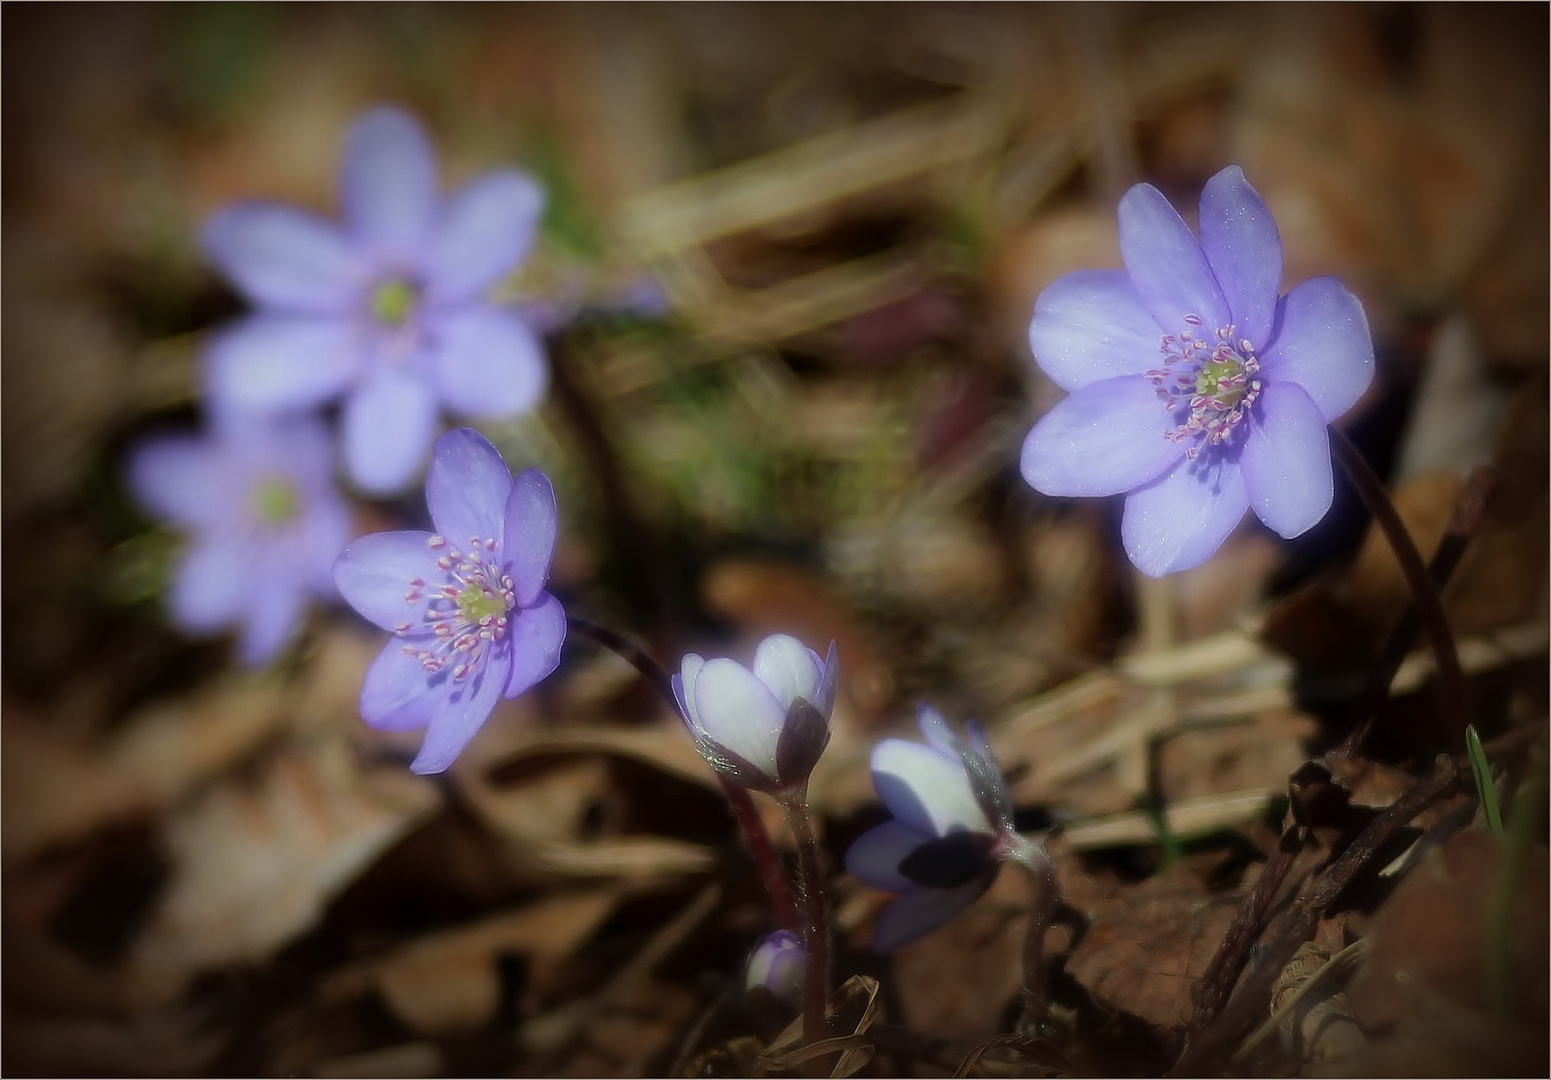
[{"left": 3, "top": 4, "right": 1546, "bottom": 1076}]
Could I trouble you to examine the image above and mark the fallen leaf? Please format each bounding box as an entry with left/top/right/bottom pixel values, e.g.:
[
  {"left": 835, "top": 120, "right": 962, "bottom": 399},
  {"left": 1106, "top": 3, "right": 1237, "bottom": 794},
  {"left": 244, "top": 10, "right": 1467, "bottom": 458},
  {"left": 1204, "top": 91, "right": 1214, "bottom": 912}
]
[
  {"left": 129, "top": 738, "right": 438, "bottom": 999},
  {"left": 368, "top": 889, "right": 623, "bottom": 1037},
  {"left": 1346, "top": 830, "right": 1548, "bottom": 1032},
  {"left": 1064, "top": 865, "right": 1243, "bottom": 1031}
]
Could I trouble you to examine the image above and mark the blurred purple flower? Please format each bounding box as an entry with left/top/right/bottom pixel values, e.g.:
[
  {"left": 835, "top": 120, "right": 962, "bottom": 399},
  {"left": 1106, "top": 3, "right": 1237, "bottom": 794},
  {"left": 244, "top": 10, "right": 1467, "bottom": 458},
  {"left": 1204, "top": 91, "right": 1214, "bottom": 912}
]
[
  {"left": 744, "top": 929, "right": 805, "bottom": 1007},
  {"left": 333, "top": 428, "right": 565, "bottom": 774},
  {"left": 845, "top": 705, "right": 1017, "bottom": 952},
  {"left": 673, "top": 634, "right": 837, "bottom": 794},
  {"left": 202, "top": 106, "right": 549, "bottom": 495},
  {"left": 128, "top": 412, "right": 350, "bottom": 666},
  {"left": 1021, "top": 166, "right": 1375, "bottom": 577}
]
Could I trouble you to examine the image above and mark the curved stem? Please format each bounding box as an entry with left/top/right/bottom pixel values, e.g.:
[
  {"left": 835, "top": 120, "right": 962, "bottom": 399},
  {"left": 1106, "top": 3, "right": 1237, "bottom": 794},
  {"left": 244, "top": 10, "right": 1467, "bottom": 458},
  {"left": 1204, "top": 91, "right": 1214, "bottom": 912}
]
[
  {"left": 565, "top": 616, "right": 798, "bottom": 930},
  {"left": 1005, "top": 836, "right": 1060, "bottom": 1030},
  {"left": 1328, "top": 428, "right": 1471, "bottom": 751},
  {"left": 783, "top": 789, "right": 832, "bottom": 1048}
]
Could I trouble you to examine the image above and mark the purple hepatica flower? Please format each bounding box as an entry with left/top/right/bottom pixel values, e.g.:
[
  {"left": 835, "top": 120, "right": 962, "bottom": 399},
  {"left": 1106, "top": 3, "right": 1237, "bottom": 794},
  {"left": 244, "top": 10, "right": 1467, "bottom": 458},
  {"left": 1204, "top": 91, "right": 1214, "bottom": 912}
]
[
  {"left": 745, "top": 929, "right": 805, "bottom": 1007},
  {"left": 673, "top": 634, "right": 838, "bottom": 794},
  {"left": 1021, "top": 166, "right": 1375, "bottom": 577},
  {"left": 128, "top": 412, "right": 350, "bottom": 666},
  {"left": 846, "top": 705, "right": 1018, "bottom": 952},
  {"left": 203, "top": 106, "right": 548, "bottom": 495},
  {"left": 333, "top": 427, "right": 565, "bottom": 774}
]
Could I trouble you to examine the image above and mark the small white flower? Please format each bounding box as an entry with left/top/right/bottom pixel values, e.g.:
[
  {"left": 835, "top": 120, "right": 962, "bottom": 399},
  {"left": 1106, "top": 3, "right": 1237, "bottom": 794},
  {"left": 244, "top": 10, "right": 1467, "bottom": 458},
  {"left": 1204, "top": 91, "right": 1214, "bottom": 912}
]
[{"left": 673, "top": 634, "right": 838, "bottom": 792}]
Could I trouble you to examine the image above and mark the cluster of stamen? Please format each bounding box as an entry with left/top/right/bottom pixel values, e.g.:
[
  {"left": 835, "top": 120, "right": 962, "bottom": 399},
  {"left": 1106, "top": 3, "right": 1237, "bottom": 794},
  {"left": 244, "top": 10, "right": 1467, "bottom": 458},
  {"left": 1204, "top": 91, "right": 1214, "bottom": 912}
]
[
  {"left": 1145, "top": 315, "right": 1262, "bottom": 460},
  {"left": 396, "top": 534, "right": 516, "bottom": 681}
]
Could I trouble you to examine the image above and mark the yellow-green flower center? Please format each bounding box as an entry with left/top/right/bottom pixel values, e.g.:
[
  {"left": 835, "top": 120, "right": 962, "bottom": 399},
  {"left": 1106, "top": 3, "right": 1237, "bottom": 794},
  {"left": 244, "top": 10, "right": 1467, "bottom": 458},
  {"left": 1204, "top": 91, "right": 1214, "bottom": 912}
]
[
  {"left": 371, "top": 279, "right": 418, "bottom": 327},
  {"left": 1194, "top": 357, "right": 1248, "bottom": 409},
  {"left": 252, "top": 477, "right": 300, "bottom": 524},
  {"left": 455, "top": 583, "right": 507, "bottom": 623}
]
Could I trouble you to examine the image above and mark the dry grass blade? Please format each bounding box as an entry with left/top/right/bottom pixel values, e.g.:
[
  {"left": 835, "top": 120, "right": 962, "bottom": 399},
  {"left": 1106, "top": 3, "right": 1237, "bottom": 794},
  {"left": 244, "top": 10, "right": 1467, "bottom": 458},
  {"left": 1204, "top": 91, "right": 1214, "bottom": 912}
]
[{"left": 1234, "top": 937, "right": 1370, "bottom": 1065}]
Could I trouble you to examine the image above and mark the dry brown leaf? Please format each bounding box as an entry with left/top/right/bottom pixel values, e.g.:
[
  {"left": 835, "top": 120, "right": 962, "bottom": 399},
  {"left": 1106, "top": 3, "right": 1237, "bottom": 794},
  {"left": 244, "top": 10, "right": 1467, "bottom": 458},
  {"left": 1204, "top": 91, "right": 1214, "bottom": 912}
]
[
  {"left": 1065, "top": 865, "right": 1243, "bottom": 1031},
  {"left": 368, "top": 889, "right": 623, "bottom": 1037},
  {"left": 2, "top": 712, "right": 148, "bottom": 866},
  {"left": 1347, "top": 830, "right": 1548, "bottom": 1033},
  {"left": 314, "top": 1042, "right": 445, "bottom": 1080},
  {"left": 129, "top": 739, "right": 438, "bottom": 999},
  {"left": 1158, "top": 711, "right": 1313, "bottom": 805},
  {"left": 6, "top": 672, "right": 308, "bottom": 866}
]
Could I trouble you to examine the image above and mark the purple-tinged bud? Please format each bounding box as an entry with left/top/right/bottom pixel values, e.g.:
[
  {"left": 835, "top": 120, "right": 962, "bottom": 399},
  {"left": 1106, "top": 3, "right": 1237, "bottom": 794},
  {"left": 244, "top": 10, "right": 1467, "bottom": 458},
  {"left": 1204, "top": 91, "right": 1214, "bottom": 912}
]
[{"left": 744, "top": 930, "right": 805, "bottom": 1007}]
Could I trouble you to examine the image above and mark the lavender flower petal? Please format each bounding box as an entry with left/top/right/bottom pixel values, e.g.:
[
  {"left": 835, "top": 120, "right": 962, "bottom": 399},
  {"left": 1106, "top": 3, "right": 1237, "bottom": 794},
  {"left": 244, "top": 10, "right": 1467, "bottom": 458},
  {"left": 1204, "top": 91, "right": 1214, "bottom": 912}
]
[
  {"left": 343, "top": 369, "right": 440, "bottom": 495},
  {"left": 426, "top": 426, "right": 515, "bottom": 545},
  {"left": 752, "top": 634, "right": 824, "bottom": 713},
  {"left": 690, "top": 659, "right": 788, "bottom": 776},
  {"left": 1259, "top": 277, "right": 1376, "bottom": 421},
  {"left": 1028, "top": 270, "right": 1163, "bottom": 391},
  {"left": 1241, "top": 381, "right": 1334, "bottom": 538},
  {"left": 204, "top": 314, "right": 362, "bottom": 412},
  {"left": 746, "top": 931, "right": 805, "bottom": 1001},
  {"left": 424, "top": 170, "right": 545, "bottom": 305},
  {"left": 814, "top": 641, "right": 839, "bottom": 719},
  {"left": 870, "top": 739, "right": 990, "bottom": 837},
  {"left": 1020, "top": 375, "right": 1186, "bottom": 497},
  {"left": 916, "top": 703, "right": 957, "bottom": 757},
  {"left": 203, "top": 203, "right": 368, "bottom": 313},
  {"left": 1121, "top": 456, "right": 1249, "bottom": 578},
  {"left": 409, "top": 647, "right": 513, "bottom": 774},
  {"left": 502, "top": 593, "right": 566, "bottom": 698},
  {"left": 845, "top": 820, "right": 927, "bottom": 893},
  {"left": 1117, "top": 183, "right": 1230, "bottom": 332},
  {"left": 673, "top": 656, "right": 703, "bottom": 728},
  {"left": 501, "top": 468, "right": 559, "bottom": 607},
  {"left": 361, "top": 643, "right": 444, "bottom": 730},
  {"left": 1197, "top": 165, "right": 1282, "bottom": 348},
  {"left": 169, "top": 538, "right": 250, "bottom": 631},
  {"left": 871, "top": 877, "right": 992, "bottom": 953},
  {"left": 432, "top": 307, "right": 549, "bottom": 419},
  {"left": 238, "top": 580, "right": 308, "bottom": 666},
  {"left": 334, "top": 530, "right": 443, "bottom": 631},
  {"left": 340, "top": 107, "right": 438, "bottom": 262},
  {"left": 128, "top": 438, "right": 222, "bottom": 528}
]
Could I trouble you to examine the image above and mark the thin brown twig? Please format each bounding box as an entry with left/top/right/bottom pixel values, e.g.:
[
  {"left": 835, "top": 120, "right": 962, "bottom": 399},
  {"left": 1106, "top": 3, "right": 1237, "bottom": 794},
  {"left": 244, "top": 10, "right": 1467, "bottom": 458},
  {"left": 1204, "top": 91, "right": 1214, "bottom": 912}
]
[
  {"left": 1170, "top": 755, "right": 1461, "bottom": 1075},
  {"left": 1169, "top": 723, "right": 1551, "bottom": 1076},
  {"left": 1188, "top": 825, "right": 1307, "bottom": 1032}
]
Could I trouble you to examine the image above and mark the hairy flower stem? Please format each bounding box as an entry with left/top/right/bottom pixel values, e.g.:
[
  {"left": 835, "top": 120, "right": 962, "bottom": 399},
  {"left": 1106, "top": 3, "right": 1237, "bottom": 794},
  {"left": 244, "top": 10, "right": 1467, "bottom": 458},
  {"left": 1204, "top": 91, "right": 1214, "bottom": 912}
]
[
  {"left": 1328, "top": 428, "right": 1471, "bottom": 752},
  {"left": 781, "top": 789, "right": 832, "bottom": 1049},
  {"left": 565, "top": 616, "right": 798, "bottom": 930},
  {"left": 1006, "top": 836, "right": 1060, "bottom": 1030}
]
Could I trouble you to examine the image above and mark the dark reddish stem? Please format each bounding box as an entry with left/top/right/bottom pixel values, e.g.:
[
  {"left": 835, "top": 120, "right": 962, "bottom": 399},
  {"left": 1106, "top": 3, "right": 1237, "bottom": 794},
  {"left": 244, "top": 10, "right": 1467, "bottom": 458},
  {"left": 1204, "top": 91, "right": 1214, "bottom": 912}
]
[
  {"left": 783, "top": 789, "right": 832, "bottom": 1049},
  {"left": 1339, "top": 466, "right": 1496, "bottom": 757},
  {"left": 565, "top": 616, "right": 797, "bottom": 931},
  {"left": 1328, "top": 428, "right": 1471, "bottom": 752}
]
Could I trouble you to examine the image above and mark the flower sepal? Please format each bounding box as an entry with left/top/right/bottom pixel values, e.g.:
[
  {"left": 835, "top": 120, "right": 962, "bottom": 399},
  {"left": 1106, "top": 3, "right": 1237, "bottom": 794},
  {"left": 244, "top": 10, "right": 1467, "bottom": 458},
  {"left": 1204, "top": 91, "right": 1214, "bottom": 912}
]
[{"left": 897, "top": 831, "right": 1000, "bottom": 889}]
